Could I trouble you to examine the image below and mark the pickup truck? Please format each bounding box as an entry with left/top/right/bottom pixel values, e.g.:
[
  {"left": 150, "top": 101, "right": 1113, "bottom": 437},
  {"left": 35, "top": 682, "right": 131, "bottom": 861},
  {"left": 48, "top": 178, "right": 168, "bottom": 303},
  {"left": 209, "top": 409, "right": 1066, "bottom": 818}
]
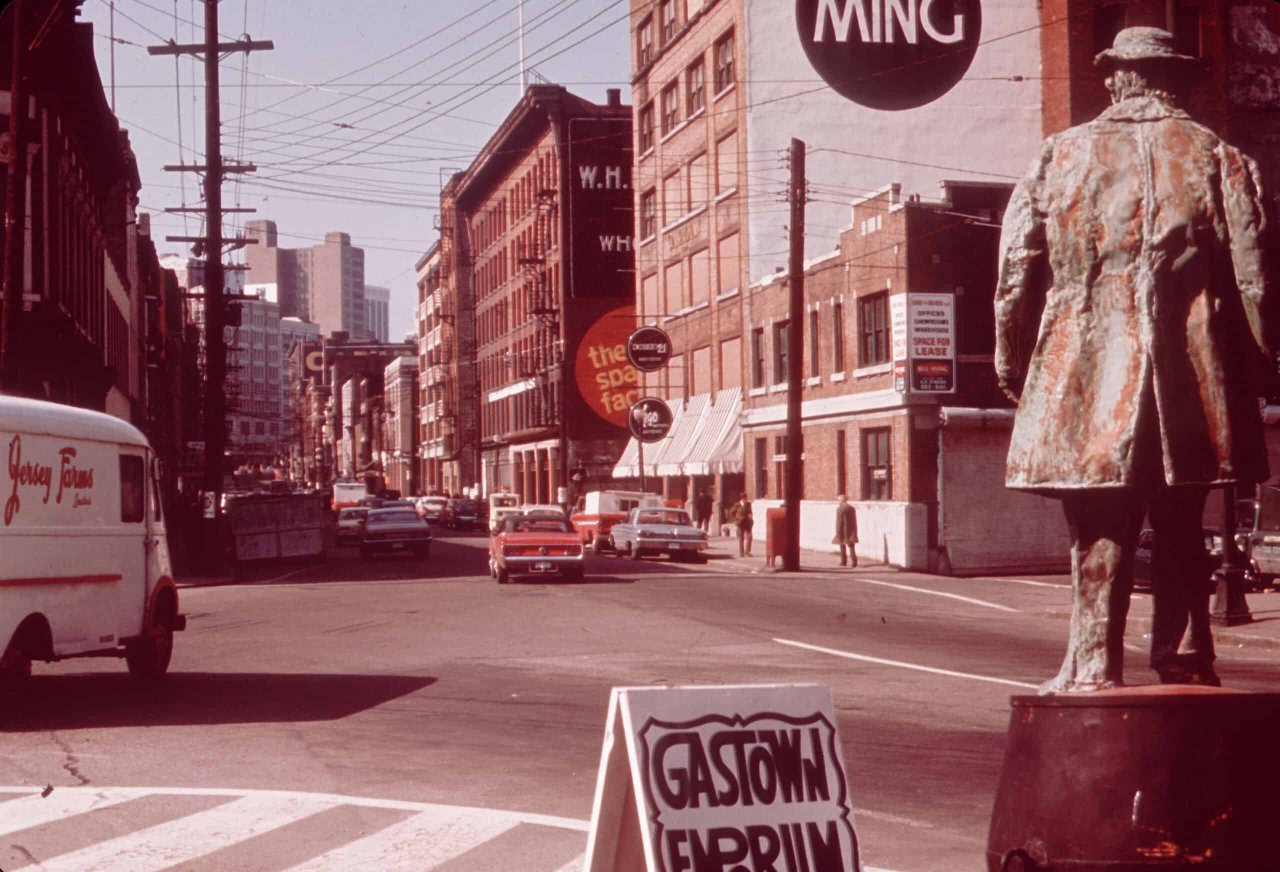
[
  {"left": 609, "top": 506, "right": 708, "bottom": 562},
  {"left": 570, "top": 490, "right": 664, "bottom": 553}
]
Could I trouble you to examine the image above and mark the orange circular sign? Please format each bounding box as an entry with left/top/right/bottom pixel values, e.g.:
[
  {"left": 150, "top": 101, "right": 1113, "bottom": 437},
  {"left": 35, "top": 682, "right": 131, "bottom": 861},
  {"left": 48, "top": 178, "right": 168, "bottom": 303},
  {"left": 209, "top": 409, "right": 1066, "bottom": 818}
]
[{"left": 575, "top": 305, "right": 642, "bottom": 427}]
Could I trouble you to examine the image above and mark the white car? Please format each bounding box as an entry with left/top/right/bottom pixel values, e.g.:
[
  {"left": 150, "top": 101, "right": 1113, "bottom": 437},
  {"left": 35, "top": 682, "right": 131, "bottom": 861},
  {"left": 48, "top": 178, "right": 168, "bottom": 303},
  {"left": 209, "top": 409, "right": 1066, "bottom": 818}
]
[
  {"left": 416, "top": 496, "right": 449, "bottom": 523},
  {"left": 521, "top": 503, "right": 567, "bottom": 518}
]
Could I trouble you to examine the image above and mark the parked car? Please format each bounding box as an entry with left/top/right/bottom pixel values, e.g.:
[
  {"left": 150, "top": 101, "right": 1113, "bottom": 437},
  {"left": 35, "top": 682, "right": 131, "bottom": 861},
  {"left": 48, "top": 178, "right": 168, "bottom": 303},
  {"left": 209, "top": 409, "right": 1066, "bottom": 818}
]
[
  {"left": 1133, "top": 528, "right": 1231, "bottom": 591},
  {"left": 570, "top": 490, "right": 665, "bottom": 554},
  {"left": 521, "top": 503, "right": 567, "bottom": 518},
  {"left": 489, "top": 513, "right": 585, "bottom": 584},
  {"left": 609, "top": 507, "right": 708, "bottom": 562},
  {"left": 336, "top": 507, "right": 370, "bottom": 545},
  {"left": 488, "top": 492, "right": 521, "bottom": 535},
  {"left": 416, "top": 495, "right": 449, "bottom": 524},
  {"left": 443, "top": 499, "right": 484, "bottom": 531},
  {"left": 1234, "top": 492, "right": 1280, "bottom": 590},
  {"left": 359, "top": 508, "right": 432, "bottom": 559}
]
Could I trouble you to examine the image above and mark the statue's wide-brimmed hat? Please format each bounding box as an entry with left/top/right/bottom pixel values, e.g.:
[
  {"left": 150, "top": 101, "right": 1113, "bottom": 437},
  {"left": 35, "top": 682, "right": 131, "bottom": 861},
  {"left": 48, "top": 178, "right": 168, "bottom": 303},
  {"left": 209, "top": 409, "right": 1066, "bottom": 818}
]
[{"left": 1095, "top": 26, "right": 1203, "bottom": 70}]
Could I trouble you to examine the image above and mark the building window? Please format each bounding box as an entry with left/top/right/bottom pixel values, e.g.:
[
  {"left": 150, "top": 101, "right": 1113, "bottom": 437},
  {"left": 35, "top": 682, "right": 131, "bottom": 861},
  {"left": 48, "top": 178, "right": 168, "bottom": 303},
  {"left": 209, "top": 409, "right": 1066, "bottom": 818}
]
[
  {"left": 774, "top": 435, "right": 786, "bottom": 501},
  {"left": 642, "top": 272, "right": 660, "bottom": 319},
  {"left": 660, "top": 0, "right": 678, "bottom": 43},
  {"left": 690, "top": 248, "right": 710, "bottom": 306},
  {"left": 637, "top": 15, "right": 654, "bottom": 67},
  {"left": 638, "top": 102, "right": 655, "bottom": 153},
  {"left": 686, "top": 60, "right": 705, "bottom": 115},
  {"left": 772, "top": 320, "right": 790, "bottom": 384},
  {"left": 859, "top": 292, "right": 890, "bottom": 366},
  {"left": 862, "top": 427, "right": 891, "bottom": 500},
  {"left": 688, "top": 153, "right": 708, "bottom": 210},
  {"left": 692, "top": 346, "right": 710, "bottom": 395},
  {"left": 640, "top": 188, "right": 657, "bottom": 238},
  {"left": 835, "top": 429, "right": 847, "bottom": 495},
  {"left": 754, "top": 437, "right": 768, "bottom": 499},
  {"left": 661, "top": 82, "right": 680, "bottom": 135},
  {"left": 809, "top": 308, "right": 820, "bottom": 378},
  {"left": 717, "top": 233, "right": 739, "bottom": 295},
  {"left": 716, "top": 130, "right": 737, "bottom": 193},
  {"left": 750, "top": 327, "right": 765, "bottom": 388},
  {"left": 663, "top": 171, "right": 683, "bottom": 224},
  {"left": 719, "top": 335, "right": 741, "bottom": 391},
  {"left": 832, "top": 301, "right": 845, "bottom": 370},
  {"left": 713, "top": 29, "right": 735, "bottom": 92},
  {"left": 665, "top": 259, "right": 684, "bottom": 315}
]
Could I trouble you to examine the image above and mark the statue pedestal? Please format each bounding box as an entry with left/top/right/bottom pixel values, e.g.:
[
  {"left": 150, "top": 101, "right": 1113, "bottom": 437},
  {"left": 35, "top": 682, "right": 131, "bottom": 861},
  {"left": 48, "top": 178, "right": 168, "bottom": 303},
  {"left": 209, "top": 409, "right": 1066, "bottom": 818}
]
[{"left": 986, "top": 687, "right": 1280, "bottom": 871}]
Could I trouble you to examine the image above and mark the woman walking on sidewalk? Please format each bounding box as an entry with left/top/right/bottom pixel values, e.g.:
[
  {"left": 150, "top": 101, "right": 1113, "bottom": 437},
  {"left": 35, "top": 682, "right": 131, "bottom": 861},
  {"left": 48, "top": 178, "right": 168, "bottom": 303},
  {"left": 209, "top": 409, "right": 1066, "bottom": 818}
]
[{"left": 730, "top": 494, "right": 754, "bottom": 557}]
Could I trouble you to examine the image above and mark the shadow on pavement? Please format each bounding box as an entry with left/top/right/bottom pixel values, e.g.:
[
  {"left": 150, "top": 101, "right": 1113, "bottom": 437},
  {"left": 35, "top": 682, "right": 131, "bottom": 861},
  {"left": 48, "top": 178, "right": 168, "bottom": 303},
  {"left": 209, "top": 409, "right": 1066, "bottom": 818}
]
[{"left": 0, "top": 672, "right": 437, "bottom": 731}]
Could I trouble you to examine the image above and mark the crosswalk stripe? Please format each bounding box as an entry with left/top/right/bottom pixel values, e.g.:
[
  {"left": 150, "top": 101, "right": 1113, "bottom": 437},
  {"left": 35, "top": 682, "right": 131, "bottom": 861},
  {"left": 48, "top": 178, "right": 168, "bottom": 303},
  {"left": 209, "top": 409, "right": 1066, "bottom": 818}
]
[
  {"left": 0, "top": 789, "right": 136, "bottom": 837},
  {"left": 31, "top": 793, "right": 336, "bottom": 872},
  {"left": 282, "top": 807, "right": 519, "bottom": 871}
]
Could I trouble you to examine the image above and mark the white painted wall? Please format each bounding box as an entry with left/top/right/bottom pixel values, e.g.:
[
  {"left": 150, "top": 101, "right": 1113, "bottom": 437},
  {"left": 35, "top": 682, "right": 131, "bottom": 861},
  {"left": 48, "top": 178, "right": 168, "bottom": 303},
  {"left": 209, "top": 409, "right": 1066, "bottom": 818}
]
[
  {"left": 751, "top": 498, "right": 929, "bottom": 569},
  {"left": 742, "top": 0, "right": 1044, "bottom": 283}
]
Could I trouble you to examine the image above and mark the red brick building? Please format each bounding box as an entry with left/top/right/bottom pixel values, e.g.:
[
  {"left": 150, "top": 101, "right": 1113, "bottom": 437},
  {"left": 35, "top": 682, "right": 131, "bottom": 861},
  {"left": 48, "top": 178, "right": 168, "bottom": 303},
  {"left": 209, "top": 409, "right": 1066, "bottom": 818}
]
[{"left": 446, "top": 85, "right": 634, "bottom": 505}]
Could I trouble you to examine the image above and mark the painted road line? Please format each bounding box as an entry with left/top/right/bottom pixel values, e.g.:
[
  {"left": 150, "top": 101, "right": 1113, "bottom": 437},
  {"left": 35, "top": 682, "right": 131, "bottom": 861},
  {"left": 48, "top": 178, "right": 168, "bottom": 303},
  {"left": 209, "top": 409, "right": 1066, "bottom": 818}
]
[
  {"left": 0, "top": 789, "right": 136, "bottom": 836},
  {"left": 981, "top": 577, "right": 1064, "bottom": 589},
  {"left": 282, "top": 806, "right": 518, "bottom": 872},
  {"left": 33, "top": 793, "right": 337, "bottom": 872},
  {"left": 774, "top": 637, "right": 1039, "bottom": 690},
  {"left": 853, "top": 576, "right": 1019, "bottom": 612}
]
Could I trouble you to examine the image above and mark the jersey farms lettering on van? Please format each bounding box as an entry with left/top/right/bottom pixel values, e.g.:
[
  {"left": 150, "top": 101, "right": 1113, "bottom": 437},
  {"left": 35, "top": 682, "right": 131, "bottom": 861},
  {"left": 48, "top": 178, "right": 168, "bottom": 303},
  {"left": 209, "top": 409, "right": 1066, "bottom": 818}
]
[{"left": 5, "top": 435, "right": 95, "bottom": 526}]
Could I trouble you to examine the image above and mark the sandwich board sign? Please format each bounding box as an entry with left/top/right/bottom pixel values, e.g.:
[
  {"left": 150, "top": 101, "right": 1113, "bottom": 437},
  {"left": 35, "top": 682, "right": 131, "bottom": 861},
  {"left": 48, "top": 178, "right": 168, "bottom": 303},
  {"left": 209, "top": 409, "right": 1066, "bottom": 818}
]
[{"left": 583, "top": 684, "right": 861, "bottom": 872}]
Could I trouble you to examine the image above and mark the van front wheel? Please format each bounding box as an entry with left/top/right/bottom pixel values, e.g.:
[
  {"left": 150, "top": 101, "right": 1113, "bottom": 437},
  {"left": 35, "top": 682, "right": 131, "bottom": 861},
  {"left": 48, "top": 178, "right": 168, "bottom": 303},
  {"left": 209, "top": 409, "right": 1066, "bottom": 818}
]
[{"left": 126, "top": 630, "right": 173, "bottom": 679}]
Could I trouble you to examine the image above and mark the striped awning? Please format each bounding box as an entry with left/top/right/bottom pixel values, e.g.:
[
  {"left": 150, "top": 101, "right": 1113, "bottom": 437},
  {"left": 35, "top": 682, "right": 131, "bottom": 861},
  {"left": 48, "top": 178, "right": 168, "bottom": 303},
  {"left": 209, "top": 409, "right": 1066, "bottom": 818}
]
[
  {"left": 654, "top": 393, "right": 711, "bottom": 476},
  {"left": 684, "top": 387, "right": 742, "bottom": 476}
]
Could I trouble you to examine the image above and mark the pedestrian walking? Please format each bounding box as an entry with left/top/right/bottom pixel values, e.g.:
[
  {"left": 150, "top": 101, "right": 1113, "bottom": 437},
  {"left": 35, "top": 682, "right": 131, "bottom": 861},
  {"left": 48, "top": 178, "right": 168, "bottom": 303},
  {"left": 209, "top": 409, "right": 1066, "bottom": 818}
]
[
  {"left": 694, "top": 489, "right": 713, "bottom": 533},
  {"left": 832, "top": 494, "right": 858, "bottom": 567},
  {"left": 995, "top": 27, "right": 1276, "bottom": 692},
  {"left": 729, "top": 494, "right": 753, "bottom": 557}
]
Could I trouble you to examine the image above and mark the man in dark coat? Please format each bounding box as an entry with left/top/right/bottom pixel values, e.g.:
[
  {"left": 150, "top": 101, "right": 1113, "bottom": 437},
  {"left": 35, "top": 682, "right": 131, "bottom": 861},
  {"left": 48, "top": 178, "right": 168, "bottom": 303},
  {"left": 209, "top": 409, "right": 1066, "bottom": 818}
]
[
  {"left": 833, "top": 495, "right": 858, "bottom": 567},
  {"left": 995, "top": 27, "right": 1276, "bottom": 693}
]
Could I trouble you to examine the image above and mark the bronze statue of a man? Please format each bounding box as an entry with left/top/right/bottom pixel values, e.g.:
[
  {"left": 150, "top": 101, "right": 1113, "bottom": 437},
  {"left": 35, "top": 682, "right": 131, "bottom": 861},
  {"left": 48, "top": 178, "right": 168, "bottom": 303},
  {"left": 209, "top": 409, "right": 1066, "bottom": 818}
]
[{"left": 995, "top": 27, "right": 1276, "bottom": 693}]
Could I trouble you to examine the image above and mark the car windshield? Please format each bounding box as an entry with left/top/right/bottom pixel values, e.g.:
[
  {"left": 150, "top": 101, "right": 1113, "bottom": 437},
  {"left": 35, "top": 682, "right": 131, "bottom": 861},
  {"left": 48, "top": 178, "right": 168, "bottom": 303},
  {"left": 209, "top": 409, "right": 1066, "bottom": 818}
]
[
  {"left": 338, "top": 509, "right": 368, "bottom": 520},
  {"left": 368, "top": 511, "right": 420, "bottom": 525},
  {"left": 637, "top": 510, "right": 691, "bottom": 526},
  {"left": 492, "top": 495, "right": 518, "bottom": 508},
  {"left": 450, "top": 501, "right": 477, "bottom": 512},
  {"left": 505, "top": 516, "right": 572, "bottom": 534}
]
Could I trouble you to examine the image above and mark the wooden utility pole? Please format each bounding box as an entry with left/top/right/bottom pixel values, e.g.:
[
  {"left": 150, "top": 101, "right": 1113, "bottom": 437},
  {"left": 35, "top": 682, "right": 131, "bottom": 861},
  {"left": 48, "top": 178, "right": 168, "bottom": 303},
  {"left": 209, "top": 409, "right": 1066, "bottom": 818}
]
[
  {"left": 149, "top": 3, "right": 270, "bottom": 515},
  {"left": 1, "top": 0, "right": 27, "bottom": 393},
  {"left": 783, "top": 138, "right": 806, "bottom": 572}
]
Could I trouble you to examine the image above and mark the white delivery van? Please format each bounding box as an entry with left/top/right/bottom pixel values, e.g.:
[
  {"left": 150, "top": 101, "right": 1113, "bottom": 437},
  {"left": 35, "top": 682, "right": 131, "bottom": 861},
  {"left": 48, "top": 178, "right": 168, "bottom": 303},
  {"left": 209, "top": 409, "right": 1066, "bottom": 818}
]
[{"left": 0, "top": 396, "right": 185, "bottom": 686}]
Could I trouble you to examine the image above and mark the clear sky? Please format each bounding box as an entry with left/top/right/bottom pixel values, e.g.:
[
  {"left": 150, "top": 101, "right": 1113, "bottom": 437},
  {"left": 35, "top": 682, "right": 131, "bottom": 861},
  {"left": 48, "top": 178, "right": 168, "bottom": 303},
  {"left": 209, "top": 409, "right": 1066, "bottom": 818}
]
[{"left": 78, "top": 0, "right": 634, "bottom": 340}]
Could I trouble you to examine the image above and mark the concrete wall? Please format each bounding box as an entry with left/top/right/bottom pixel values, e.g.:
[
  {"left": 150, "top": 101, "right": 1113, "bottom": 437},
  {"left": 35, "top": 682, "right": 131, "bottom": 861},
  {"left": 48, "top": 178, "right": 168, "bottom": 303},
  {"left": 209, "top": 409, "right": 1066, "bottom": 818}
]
[{"left": 750, "top": 497, "right": 929, "bottom": 570}]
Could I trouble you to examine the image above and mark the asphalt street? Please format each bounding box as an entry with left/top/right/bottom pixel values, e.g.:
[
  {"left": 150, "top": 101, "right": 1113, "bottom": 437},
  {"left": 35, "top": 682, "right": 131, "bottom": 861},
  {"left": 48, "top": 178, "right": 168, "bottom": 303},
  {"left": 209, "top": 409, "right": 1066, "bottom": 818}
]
[{"left": 3, "top": 529, "right": 1280, "bottom": 871}]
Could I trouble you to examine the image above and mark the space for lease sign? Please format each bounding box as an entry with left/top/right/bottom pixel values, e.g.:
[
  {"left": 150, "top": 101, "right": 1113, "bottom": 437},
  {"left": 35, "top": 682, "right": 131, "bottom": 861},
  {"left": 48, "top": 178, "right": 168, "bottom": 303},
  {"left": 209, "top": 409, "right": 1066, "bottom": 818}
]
[
  {"left": 908, "top": 293, "right": 955, "bottom": 393},
  {"left": 584, "top": 685, "right": 861, "bottom": 872}
]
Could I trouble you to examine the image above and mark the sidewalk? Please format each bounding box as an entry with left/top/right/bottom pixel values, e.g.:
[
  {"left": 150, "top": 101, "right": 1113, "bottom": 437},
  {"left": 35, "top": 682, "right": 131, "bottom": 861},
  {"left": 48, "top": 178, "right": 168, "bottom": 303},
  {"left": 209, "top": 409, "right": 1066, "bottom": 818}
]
[{"left": 699, "top": 535, "right": 1280, "bottom": 653}]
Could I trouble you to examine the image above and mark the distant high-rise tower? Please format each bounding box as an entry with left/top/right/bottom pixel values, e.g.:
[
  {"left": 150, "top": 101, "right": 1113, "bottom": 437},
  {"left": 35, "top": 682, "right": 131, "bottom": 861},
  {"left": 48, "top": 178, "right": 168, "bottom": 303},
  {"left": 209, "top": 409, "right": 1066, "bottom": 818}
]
[
  {"left": 245, "top": 222, "right": 366, "bottom": 338},
  {"left": 364, "top": 285, "right": 390, "bottom": 342}
]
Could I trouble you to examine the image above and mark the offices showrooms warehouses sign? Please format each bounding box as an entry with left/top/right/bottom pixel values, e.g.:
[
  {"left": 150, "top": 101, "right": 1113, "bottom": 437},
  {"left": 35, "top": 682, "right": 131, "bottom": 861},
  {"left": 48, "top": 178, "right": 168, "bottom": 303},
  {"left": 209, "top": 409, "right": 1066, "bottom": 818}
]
[
  {"left": 891, "top": 293, "right": 955, "bottom": 393},
  {"left": 796, "top": 0, "right": 982, "bottom": 110}
]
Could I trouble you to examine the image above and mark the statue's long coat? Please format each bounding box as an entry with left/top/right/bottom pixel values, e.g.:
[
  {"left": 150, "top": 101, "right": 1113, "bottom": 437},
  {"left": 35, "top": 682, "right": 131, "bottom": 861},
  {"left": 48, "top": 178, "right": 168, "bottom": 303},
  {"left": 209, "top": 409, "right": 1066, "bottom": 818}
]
[{"left": 995, "top": 96, "right": 1276, "bottom": 491}]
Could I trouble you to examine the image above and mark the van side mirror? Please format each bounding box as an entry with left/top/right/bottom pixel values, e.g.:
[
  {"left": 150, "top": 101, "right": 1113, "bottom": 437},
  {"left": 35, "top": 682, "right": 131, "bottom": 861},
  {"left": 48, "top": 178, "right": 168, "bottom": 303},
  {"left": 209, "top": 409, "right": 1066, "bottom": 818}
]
[{"left": 151, "top": 456, "right": 165, "bottom": 482}]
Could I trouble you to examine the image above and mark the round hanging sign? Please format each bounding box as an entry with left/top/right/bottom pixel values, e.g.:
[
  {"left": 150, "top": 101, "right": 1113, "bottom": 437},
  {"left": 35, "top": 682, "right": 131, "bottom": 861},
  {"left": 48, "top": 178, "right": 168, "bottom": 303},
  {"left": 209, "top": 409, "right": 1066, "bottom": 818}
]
[
  {"left": 626, "top": 326, "right": 673, "bottom": 373},
  {"left": 628, "top": 397, "right": 674, "bottom": 443},
  {"left": 795, "top": 0, "right": 982, "bottom": 111}
]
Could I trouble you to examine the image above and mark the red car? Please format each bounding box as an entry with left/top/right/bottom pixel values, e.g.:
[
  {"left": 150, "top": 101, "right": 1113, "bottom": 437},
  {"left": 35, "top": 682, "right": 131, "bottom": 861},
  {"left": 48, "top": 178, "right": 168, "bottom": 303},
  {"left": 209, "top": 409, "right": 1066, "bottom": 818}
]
[{"left": 489, "top": 513, "right": 585, "bottom": 584}]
